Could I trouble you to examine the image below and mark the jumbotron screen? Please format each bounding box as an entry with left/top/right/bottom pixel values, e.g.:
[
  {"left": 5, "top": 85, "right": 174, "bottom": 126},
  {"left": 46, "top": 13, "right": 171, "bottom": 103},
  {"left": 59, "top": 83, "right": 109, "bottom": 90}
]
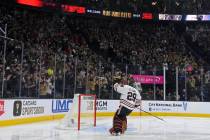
[
  {"left": 15, "top": 0, "right": 143, "bottom": 19},
  {"left": 10, "top": 0, "right": 210, "bottom": 21}
]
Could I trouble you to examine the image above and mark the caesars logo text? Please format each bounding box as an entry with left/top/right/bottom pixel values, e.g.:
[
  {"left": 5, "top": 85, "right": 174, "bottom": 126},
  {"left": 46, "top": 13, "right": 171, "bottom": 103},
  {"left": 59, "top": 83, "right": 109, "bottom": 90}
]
[
  {"left": 13, "top": 101, "right": 22, "bottom": 116},
  {"left": 13, "top": 100, "right": 44, "bottom": 116},
  {"left": 0, "top": 100, "right": 5, "bottom": 116}
]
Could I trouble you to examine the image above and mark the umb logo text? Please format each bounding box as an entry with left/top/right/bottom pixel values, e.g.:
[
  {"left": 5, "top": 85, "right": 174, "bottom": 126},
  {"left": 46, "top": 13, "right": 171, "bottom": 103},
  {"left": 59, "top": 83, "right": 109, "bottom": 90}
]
[
  {"left": 0, "top": 100, "right": 5, "bottom": 116},
  {"left": 52, "top": 99, "right": 72, "bottom": 113}
]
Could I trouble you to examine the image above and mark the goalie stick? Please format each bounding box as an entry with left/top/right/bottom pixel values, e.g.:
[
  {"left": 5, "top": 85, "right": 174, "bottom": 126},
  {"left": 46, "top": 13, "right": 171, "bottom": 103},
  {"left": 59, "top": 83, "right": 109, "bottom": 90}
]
[{"left": 138, "top": 107, "right": 166, "bottom": 123}]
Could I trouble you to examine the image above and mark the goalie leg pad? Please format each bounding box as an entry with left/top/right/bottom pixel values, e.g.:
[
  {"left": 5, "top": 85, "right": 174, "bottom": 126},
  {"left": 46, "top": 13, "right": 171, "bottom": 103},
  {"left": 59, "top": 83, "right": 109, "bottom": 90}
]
[
  {"left": 113, "top": 113, "right": 123, "bottom": 133},
  {"left": 109, "top": 111, "right": 123, "bottom": 135},
  {"left": 122, "top": 117, "right": 127, "bottom": 132},
  {"left": 110, "top": 107, "right": 131, "bottom": 135},
  {"left": 111, "top": 110, "right": 126, "bottom": 134}
]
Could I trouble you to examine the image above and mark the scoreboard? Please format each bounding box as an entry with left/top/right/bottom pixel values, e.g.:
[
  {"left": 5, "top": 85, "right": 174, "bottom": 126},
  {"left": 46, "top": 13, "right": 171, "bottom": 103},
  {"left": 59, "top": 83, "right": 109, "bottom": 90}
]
[{"left": 1, "top": 0, "right": 210, "bottom": 21}]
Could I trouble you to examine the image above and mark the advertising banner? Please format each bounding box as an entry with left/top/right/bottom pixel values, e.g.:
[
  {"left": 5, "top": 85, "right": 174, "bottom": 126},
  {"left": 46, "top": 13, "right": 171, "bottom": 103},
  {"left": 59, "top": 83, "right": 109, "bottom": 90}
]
[
  {"left": 13, "top": 100, "right": 46, "bottom": 118},
  {"left": 142, "top": 12, "right": 153, "bottom": 20},
  {"left": 159, "top": 14, "right": 182, "bottom": 21},
  {"left": 0, "top": 99, "right": 52, "bottom": 120},
  {"left": 0, "top": 100, "right": 5, "bottom": 116},
  {"left": 62, "top": 5, "right": 86, "bottom": 14},
  {"left": 185, "top": 15, "right": 198, "bottom": 21},
  {"left": 142, "top": 101, "right": 188, "bottom": 112},
  {"left": 1, "top": 99, "right": 210, "bottom": 124},
  {"left": 86, "top": 9, "right": 101, "bottom": 14},
  {"left": 185, "top": 15, "right": 210, "bottom": 21},
  {"left": 197, "top": 15, "right": 210, "bottom": 21},
  {"left": 96, "top": 100, "right": 119, "bottom": 112},
  {"left": 52, "top": 99, "right": 72, "bottom": 113},
  {"left": 131, "top": 75, "right": 164, "bottom": 85}
]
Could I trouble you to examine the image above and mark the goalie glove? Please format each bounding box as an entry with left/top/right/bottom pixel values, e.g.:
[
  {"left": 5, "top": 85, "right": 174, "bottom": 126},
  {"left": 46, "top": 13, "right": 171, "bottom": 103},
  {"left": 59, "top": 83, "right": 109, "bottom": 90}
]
[
  {"left": 114, "top": 83, "right": 119, "bottom": 91},
  {"left": 135, "top": 104, "right": 141, "bottom": 108}
]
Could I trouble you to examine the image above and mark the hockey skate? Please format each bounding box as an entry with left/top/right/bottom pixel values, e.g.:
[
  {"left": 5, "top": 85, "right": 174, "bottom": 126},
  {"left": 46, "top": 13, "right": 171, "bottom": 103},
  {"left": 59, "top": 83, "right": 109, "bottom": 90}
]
[{"left": 109, "top": 128, "right": 121, "bottom": 136}]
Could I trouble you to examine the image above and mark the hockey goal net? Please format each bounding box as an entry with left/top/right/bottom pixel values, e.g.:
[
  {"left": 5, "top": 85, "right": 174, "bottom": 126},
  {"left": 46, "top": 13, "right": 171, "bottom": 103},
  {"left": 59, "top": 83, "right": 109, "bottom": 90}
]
[{"left": 57, "top": 94, "right": 96, "bottom": 130}]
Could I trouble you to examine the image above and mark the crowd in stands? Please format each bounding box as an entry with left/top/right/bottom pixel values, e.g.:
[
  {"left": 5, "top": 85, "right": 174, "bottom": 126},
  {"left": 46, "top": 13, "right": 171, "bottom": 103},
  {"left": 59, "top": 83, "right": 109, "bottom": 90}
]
[{"left": 0, "top": 5, "right": 210, "bottom": 101}]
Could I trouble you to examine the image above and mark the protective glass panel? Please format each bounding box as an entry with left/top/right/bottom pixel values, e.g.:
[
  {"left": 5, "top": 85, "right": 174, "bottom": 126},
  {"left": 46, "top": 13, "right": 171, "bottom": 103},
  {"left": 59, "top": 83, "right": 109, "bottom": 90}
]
[
  {"left": 21, "top": 43, "right": 39, "bottom": 98},
  {"left": 54, "top": 54, "right": 65, "bottom": 98},
  {"left": 165, "top": 65, "right": 177, "bottom": 101},
  {"left": 3, "top": 41, "right": 22, "bottom": 98}
]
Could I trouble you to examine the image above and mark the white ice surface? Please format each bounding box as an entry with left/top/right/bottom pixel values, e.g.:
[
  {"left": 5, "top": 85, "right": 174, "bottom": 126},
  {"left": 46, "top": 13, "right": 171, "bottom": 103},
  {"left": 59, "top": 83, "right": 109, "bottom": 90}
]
[{"left": 0, "top": 116, "right": 210, "bottom": 140}]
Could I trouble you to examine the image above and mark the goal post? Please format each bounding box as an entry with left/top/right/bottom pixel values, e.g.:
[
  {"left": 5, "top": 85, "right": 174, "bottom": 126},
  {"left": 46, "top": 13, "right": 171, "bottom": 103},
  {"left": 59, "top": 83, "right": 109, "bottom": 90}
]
[
  {"left": 78, "top": 94, "right": 96, "bottom": 130},
  {"left": 57, "top": 94, "right": 96, "bottom": 130}
]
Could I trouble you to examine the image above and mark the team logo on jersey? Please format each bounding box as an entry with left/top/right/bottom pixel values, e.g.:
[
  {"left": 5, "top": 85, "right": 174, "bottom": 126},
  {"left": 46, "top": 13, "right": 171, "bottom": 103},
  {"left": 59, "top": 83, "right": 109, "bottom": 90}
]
[
  {"left": 0, "top": 100, "right": 5, "bottom": 116},
  {"left": 13, "top": 101, "right": 22, "bottom": 116}
]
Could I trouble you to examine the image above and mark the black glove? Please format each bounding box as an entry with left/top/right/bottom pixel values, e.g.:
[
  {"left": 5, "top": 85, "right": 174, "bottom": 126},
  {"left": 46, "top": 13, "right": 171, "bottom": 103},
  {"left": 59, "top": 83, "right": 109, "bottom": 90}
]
[{"left": 135, "top": 104, "right": 140, "bottom": 108}]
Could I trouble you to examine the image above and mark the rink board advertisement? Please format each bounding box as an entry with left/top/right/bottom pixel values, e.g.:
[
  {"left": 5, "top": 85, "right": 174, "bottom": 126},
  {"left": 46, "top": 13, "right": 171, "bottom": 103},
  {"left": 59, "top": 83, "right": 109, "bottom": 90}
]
[
  {"left": 0, "top": 99, "right": 50, "bottom": 120},
  {"left": 0, "top": 99, "right": 71, "bottom": 126},
  {"left": 1, "top": 99, "right": 210, "bottom": 126},
  {"left": 0, "top": 99, "right": 73, "bottom": 120},
  {"left": 51, "top": 99, "right": 73, "bottom": 113},
  {"left": 96, "top": 100, "right": 210, "bottom": 117}
]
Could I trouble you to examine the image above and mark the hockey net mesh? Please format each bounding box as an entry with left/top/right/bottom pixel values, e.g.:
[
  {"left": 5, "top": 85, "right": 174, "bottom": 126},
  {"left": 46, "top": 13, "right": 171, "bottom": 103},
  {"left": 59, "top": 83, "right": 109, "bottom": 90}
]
[{"left": 57, "top": 94, "right": 96, "bottom": 130}]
